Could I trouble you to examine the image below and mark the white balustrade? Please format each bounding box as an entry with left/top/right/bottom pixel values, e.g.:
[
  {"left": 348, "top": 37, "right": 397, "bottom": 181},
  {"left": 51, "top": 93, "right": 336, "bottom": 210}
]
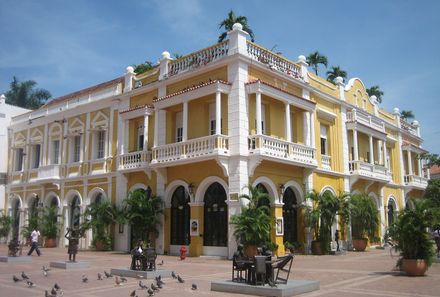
[
  {"left": 349, "top": 160, "right": 391, "bottom": 181},
  {"left": 168, "top": 41, "right": 229, "bottom": 77},
  {"left": 321, "top": 155, "right": 331, "bottom": 170},
  {"left": 152, "top": 135, "right": 229, "bottom": 164},
  {"left": 346, "top": 110, "right": 385, "bottom": 132},
  {"left": 118, "top": 151, "right": 151, "bottom": 170},
  {"left": 38, "top": 164, "right": 61, "bottom": 180},
  {"left": 246, "top": 42, "right": 302, "bottom": 79},
  {"left": 400, "top": 120, "right": 418, "bottom": 136},
  {"left": 404, "top": 174, "right": 428, "bottom": 188},
  {"left": 248, "top": 135, "right": 316, "bottom": 165}
]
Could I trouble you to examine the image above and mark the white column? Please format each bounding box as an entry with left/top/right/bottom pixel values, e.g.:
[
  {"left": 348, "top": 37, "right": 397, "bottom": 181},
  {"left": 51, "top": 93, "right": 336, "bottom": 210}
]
[
  {"left": 284, "top": 103, "right": 291, "bottom": 142},
  {"left": 42, "top": 124, "right": 48, "bottom": 166},
  {"left": 108, "top": 107, "right": 115, "bottom": 158},
  {"left": 154, "top": 110, "right": 159, "bottom": 147},
  {"left": 182, "top": 101, "right": 188, "bottom": 142},
  {"left": 143, "top": 114, "right": 149, "bottom": 151},
  {"left": 417, "top": 155, "right": 422, "bottom": 177},
  {"left": 62, "top": 121, "right": 68, "bottom": 165},
  {"left": 256, "top": 91, "right": 262, "bottom": 135},
  {"left": 383, "top": 142, "right": 388, "bottom": 168},
  {"left": 303, "top": 112, "right": 310, "bottom": 146},
  {"left": 159, "top": 52, "right": 172, "bottom": 81},
  {"left": 353, "top": 130, "right": 359, "bottom": 161},
  {"left": 369, "top": 135, "right": 374, "bottom": 165},
  {"left": 407, "top": 150, "right": 413, "bottom": 175},
  {"left": 310, "top": 112, "right": 315, "bottom": 148},
  {"left": 124, "top": 120, "right": 129, "bottom": 154},
  {"left": 84, "top": 113, "right": 91, "bottom": 163},
  {"left": 215, "top": 91, "right": 221, "bottom": 135},
  {"left": 377, "top": 140, "right": 381, "bottom": 164}
]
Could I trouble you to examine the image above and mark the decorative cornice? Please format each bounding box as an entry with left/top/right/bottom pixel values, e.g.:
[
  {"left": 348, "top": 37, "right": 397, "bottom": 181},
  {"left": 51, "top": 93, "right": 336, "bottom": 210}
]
[
  {"left": 154, "top": 80, "right": 231, "bottom": 102},
  {"left": 119, "top": 104, "right": 154, "bottom": 114}
]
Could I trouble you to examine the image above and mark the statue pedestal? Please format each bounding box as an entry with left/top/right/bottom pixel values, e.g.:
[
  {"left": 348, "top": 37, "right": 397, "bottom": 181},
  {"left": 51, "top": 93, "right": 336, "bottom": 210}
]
[
  {"left": 0, "top": 256, "right": 32, "bottom": 263},
  {"left": 110, "top": 268, "right": 173, "bottom": 279},
  {"left": 50, "top": 261, "right": 90, "bottom": 269}
]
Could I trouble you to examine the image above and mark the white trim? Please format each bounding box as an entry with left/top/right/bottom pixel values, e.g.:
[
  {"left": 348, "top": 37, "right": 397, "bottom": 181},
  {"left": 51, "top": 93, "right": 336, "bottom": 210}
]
[
  {"left": 128, "top": 183, "right": 148, "bottom": 193},
  {"left": 194, "top": 176, "right": 229, "bottom": 204},
  {"left": 252, "top": 176, "right": 278, "bottom": 204},
  {"left": 87, "top": 187, "right": 107, "bottom": 205},
  {"left": 64, "top": 189, "right": 83, "bottom": 207},
  {"left": 386, "top": 195, "right": 399, "bottom": 211},
  {"left": 44, "top": 191, "right": 61, "bottom": 207},
  {"left": 164, "top": 179, "right": 190, "bottom": 208},
  {"left": 283, "top": 180, "right": 304, "bottom": 204},
  {"left": 320, "top": 186, "right": 337, "bottom": 196}
]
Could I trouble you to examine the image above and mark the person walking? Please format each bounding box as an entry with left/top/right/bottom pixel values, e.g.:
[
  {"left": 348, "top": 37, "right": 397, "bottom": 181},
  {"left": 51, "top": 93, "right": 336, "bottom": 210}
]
[{"left": 27, "top": 229, "right": 41, "bottom": 256}]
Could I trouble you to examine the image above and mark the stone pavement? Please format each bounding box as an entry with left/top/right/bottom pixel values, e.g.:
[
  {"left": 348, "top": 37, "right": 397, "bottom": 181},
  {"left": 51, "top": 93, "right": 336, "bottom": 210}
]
[{"left": 0, "top": 244, "right": 439, "bottom": 297}]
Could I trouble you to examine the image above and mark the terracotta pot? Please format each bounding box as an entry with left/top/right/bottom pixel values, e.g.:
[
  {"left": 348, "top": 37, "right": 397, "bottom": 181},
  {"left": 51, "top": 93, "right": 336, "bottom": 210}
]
[
  {"left": 402, "top": 259, "right": 428, "bottom": 276},
  {"left": 44, "top": 238, "right": 57, "bottom": 248},
  {"left": 244, "top": 245, "right": 258, "bottom": 257},
  {"left": 311, "top": 241, "right": 323, "bottom": 255},
  {"left": 95, "top": 240, "right": 107, "bottom": 251},
  {"left": 352, "top": 239, "right": 368, "bottom": 251}
]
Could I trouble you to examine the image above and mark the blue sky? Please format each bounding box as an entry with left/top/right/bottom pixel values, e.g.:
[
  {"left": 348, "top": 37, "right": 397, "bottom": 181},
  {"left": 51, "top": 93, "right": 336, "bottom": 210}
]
[{"left": 1, "top": 0, "right": 439, "bottom": 153}]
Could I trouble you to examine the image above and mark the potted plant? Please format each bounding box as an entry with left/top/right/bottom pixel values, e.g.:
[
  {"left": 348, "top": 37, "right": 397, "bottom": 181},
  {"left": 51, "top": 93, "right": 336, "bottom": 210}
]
[
  {"left": 83, "top": 200, "right": 119, "bottom": 251},
  {"left": 306, "top": 190, "right": 340, "bottom": 255},
  {"left": 0, "top": 212, "right": 12, "bottom": 243},
  {"left": 40, "top": 206, "right": 61, "bottom": 247},
  {"left": 349, "top": 193, "right": 379, "bottom": 251},
  {"left": 388, "top": 199, "right": 438, "bottom": 276},
  {"left": 231, "top": 185, "right": 273, "bottom": 257},
  {"left": 284, "top": 241, "right": 301, "bottom": 254},
  {"left": 21, "top": 215, "right": 39, "bottom": 245}
]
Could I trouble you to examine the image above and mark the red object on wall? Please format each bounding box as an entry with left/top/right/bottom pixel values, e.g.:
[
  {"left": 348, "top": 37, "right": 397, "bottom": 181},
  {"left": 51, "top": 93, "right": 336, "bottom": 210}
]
[{"left": 180, "top": 246, "right": 187, "bottom": 260}]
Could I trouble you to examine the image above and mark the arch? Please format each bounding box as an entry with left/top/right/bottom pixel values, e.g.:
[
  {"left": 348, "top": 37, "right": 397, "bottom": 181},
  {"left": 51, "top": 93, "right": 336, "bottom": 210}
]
[
  {"left": 10, "top": 195, "right": 22, "bottom": 240},
  {"left": 203, "top": 182, "right": 228, "bottom": 247},
  {"left": 170, "top": 185, "right": 191, "bottom": 246},
  {"left": 194, "top": 176, "right": 228, "bottom": 204},
  {"left": 9, "top": 193, "right": 23, "bottom": 209},
  {"left": 368, "top": 192, "right": 380, "bottom": 207},
  {"left": 44, "top": 191, "right": 61, "bottom": 208},
  {"left": 405, "top": 197, "right": 415, "bottom": 209},
  {"left": 284, "top": 180, "right": 304, "bottom": 204},
  {"left": 387, "top": 196, "right": 398, "bottom": 227},
  {"left": 25, "top": 193, "right": 39, "bottom": 208},
  {"left": 64, "top": 189, "right": 83, "bottom": 207},
  {"left": 320, "top": 186, "right": 337, "bottom": 197},
  {"left": 87, "top": 187, "right": 107, "bottom": 205},
  {"left": 164, "top": 180, "right": 191, "bottom": 208},
  {"left": 283, "top": 186, "right": 299, "bottom": 244},
  {"left": 252, "top": 176, "right": 277, "bottom": 204},
  {"left": 128, "top": 183, "right": 148, "bottom": 193}
]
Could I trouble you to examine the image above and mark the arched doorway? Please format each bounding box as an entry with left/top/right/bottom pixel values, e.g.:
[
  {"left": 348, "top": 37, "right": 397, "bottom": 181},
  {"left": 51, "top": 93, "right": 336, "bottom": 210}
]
[
  {"left": 70, "top": 195, "right": 81, "bottom": 229},
  {"left": 11, "top": 199, "right": 20, "bottom": 240},
  {"left": 170, "top": 186, "right": 190, "bottom": 246},
  {"left": 203, "top": 183, "right": 228, "bottom": 247},
  {"left": 256, "top": 183, "right": 270, "bottom": 208},
  {"left": 283, "top": 187, "right": 298, "bottom": 244},
  {"left": 387, "top": 199, "right": 396, "bottom": 227}
]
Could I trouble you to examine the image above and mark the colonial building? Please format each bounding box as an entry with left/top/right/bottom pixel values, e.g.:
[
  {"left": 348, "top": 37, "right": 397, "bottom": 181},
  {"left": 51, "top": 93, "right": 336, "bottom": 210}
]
[{"left": 5, "top": 24, "right": 429, "bottom": 257}]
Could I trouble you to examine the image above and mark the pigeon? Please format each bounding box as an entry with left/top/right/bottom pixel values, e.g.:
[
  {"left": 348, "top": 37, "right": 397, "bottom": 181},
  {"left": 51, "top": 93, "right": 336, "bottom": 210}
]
[
  {"left": 13, "top": 275, "right": 22, "bottom": 282},
  {"left": 147, "top": 288, "right": 154, "bottom": 296},
  {"left": 157, "top": 260, "right": 164, "bottom": 266},
  {"left": 171, "top": 271, "right": 177, "bottom": 279},
  {"left": 156, "top": 282, "right": 162, "bottom": 289},
  {"left": 21, "top": 271, "right": 29, "bottom": 280},
  {"left": 54, "top": 283, "right": 61, "bottom": 290},
  {"left": 97, "top": 273, "right": 103, "bottom": 280},
  {"left": 151, "top": 283, "right": 159, "bottom": 291},
  {"left": 136, "top": 274, "right": 145, "bottom": 279},
  {"left": 115, "top": 276, "right": 122, "bottom": 286},
  {"left": 43, "top": 270, "right": 48, "bottom": 277},
  {"left": 26, "top": 280, "right": 35, "bottom": 287},
  {"left": 45, "top": 290, "right": 56, "bottom": 297},
  {"left": 82, "top": 274, "right": 88, "bottom": 283},
  {"left": 130, "top": 290, "right": 136, "bottom": 297},
  {"left": 177, "top": 275, "right": 184, "bottom": 283},
  {"left": 191, "top": 283, "right": 197, "bottom": 290},
  {"left": 42, "top": 265, "right": 51, "bottom": 272},
  {"left": 51, "top": 287, "right": 57, "bottom": 296},
  {"left": 120, "top": 276, "right": 128, "bottom": 283},
  {"left": 104, "top": 271, "right": 113, "bottom": 278}
]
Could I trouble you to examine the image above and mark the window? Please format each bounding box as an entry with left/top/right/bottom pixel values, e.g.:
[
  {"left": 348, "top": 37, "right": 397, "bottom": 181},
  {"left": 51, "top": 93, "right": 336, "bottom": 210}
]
[
  {"left": 137, "top": 124, "right": 144, "bottom": 150},
  {"left": 176, "top": 112, "right": 183, "bottom": 142},
  {"left": 283, "top": 187, "right": 298, "bottom": 244},
  {"left": 171, "top": 186, "right": 190, "bottom": 245},
  {"left": 320, "top": 125, "right": 328, "bottom": 155},
  {"left": 73, "top": 135, "right": 81, "bottom": 163},
  {"left": 52, "top": 140, "right": 60, "bottom": 164},
  {"left": 97, "top": 130, "right": 105, "bottom": 159},
  {"left": 31, "top": 144, "right": 41, "bottom": 169},
  {"left": 15, "top": 148, "right": 24, "bottom": 171},
  {"left": 203, "top": 183, "right": 228, "bottom": 247}
]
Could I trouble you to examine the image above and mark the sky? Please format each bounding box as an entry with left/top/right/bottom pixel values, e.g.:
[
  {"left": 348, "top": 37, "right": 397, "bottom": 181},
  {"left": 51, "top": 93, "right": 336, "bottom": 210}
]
[{"left": 0, "top": 0, "right": 439, "bottom": 153}]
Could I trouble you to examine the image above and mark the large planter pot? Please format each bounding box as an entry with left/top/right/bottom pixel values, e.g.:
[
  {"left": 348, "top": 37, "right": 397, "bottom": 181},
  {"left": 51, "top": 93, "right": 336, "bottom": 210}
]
[
  {"left": 401, "top": 259, "right": 428, "bottom": 276},
  {"left": 352, "top": 239, "right": 368, "bottom": 252},
  {"left": 311, "top": 241, "right": 323, "bottom": 255},
  {"left": 44, "top": 238, "right": 57, "bottom": 248},
  {"left": 244, "top": 245, "right": 258, "bottom": 257}
]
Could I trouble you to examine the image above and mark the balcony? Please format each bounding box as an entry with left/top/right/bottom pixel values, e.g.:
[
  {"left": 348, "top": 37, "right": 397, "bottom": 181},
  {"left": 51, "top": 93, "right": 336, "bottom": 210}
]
[
  {"left": 151, "top": 135, "right": 229, "bottom": 166},
  {"left": 321, "top": 155, "right": 331, "bottom": 170},
  {"left": 37, "top": 164, "right": 61, "bottom": 181},
  {"left": 248, "top": 135, "right": 316, "bottom": 168},
  {"left": 404, "top": 174, "right": 428, "bottom": 189},
  {"left": 349, "top": 160, "right": 391, "bottom": 183},
  {"left": 346, "top": 109, "right": 385, "bottom": 133},
  {"left": 118, "top": 151, "right": 151, "bottom": 172}
]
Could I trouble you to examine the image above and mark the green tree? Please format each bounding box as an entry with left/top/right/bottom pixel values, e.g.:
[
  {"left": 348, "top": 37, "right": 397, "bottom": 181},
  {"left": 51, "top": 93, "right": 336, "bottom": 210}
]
[
  {"left": 123, "top": 189, "right": 164, "bottom": 246},
  {"left": 366, "top": 85, "right": 384, "bottom": 103},
  {"left": 83, "top": 200, "right": 118, "bottom": 249},
  {"left": 400, "top": 110, "right": 415, "bottom": 121},
  {"left": 420, "top": 153, "right": 440, "bottom": 167},
  {"left": 326, "top": 66, "right": 347, "bottom": 83},
  {"left": 133, "top": 61, "right": 154, "bottom": 75},
  {"left": 0, "top": 212, "right": 12, "bottom": 239},
  {"left": 306, "top": 51, "right": 328, "bottom": 75},
  {"left": 218, "top": 10, "right": 255, "bottom": 42},
  {"left": 5, "top": 76, "right": 51, "bottom": 109},
  {"left": 424, "top": 179, "right": 440, "bottom": 207}
]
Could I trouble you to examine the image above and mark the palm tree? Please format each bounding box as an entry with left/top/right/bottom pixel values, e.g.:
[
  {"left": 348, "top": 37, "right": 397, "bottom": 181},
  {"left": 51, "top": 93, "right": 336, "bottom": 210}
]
[
  {"left": 5, "top": 76, "right": 51, "bottom": 109},
  {"left": 83, "top": 200, "right": 118, "bottom": 249},
  {"left": 218, "top": 10, "right": 255, "bottom": 42},
  {"left": 366, "top": 85, "right": 384, "bottom": 103},
  {"left": 133, "top": 61, "right": 154, "bottom": 75},
  {"left": 123, "top": 189, "right": 164, "bottom": 246},
  {"left": 326, "top": 66, "right": 347, "bottom": 83},
  {"left": 306, "top": 51, "right": 328, "bottom": 75},
  {"left": 400, "top": 110, "right": 415, "bottom": 121}
]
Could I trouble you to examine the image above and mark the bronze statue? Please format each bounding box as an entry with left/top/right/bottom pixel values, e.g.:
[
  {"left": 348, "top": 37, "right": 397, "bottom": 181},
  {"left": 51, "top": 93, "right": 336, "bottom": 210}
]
[
  {"left": 65, "top": 227, "right": 85, "bottom": 262},
  {"left": 8, "top": 239, "right": 21, "bottom": 257}
]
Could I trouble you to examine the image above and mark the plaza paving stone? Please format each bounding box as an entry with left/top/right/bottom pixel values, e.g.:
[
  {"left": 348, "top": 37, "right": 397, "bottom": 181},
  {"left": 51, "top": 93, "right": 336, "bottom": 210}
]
[{"left": 0, "top": 244, "right": 439, "bottom": 297}]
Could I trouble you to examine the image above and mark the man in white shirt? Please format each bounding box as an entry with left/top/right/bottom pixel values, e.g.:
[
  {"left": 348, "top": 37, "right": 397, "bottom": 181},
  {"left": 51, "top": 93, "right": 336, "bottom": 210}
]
[{"left": 27, "top": 229, "right": 41, "bottom": 256}]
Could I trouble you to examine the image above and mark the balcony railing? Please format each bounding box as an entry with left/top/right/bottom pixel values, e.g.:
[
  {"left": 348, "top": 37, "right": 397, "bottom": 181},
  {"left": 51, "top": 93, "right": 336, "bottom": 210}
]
[
  {"left": 400, "top": 120, "right": 418, "bottom": 136},
  {"left": 248, "top": 135, "right": 316, "bottom": 166},
  {"left": 404, "top": 174, "right": 428, "bottom": 188},
  {"left": 37, "top": 164, "right": 61, "bottom": 180},
  {"left": 346, "top": 109, "right": 385, "bottom": 132},
  {"left": 246, "top": 41, "right": 302, "bottom": 80},
  {"left": 349, "top": 160, "right": 390, "bottom": 181},
  {"left": 321, "top": 155, "right": 331, "bottom": 170},
  {"left": 152, "top": 135, "right": 229, "bottom": 164},
  {"left": 118, "top": 151, "right": 151, "bottom": 171},
  {"left": 168, "top": 41, "right": 229, "bottom": 77}
]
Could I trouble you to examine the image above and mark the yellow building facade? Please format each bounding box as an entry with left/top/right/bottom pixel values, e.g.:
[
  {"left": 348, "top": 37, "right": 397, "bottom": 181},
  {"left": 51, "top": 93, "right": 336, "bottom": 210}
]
[{"left": 5, "top": 24, "right": 429, "bottom": 257}]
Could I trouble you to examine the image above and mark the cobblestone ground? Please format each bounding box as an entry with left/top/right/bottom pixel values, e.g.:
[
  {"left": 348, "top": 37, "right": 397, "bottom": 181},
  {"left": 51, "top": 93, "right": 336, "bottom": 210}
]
[{"left": 0, "top": 244, "right": 439, "bottom": 297}]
